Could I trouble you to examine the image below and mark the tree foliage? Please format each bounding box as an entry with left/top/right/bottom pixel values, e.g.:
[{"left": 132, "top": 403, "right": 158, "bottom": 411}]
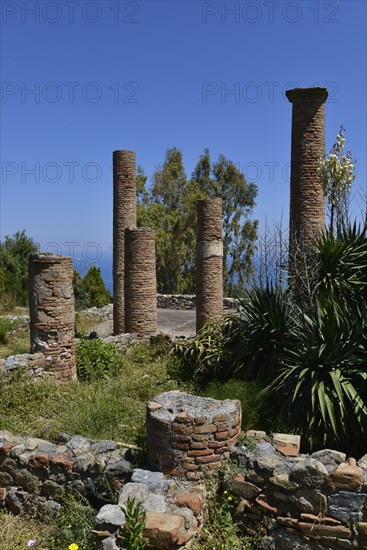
[
  {"left": 0, "top": 230, "right": 39, "bottom": 306},
  {"left": 73, "top": 265, "right": 111, "bottom": 310},
  {"left": 137, "top": 147, "right": 258, "bottom": 295}
]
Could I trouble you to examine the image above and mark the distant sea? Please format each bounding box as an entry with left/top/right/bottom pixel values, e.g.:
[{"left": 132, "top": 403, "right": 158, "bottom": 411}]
[{"left": 81, "top": 251, "right": 284, "bottom": 297}]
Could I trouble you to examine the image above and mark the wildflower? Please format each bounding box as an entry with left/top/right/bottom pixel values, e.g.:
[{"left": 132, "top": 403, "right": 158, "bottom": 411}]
[
  {"left": 46, "top": 356, "right": 52, "bottom": 361},
  {"left": 227, "top": 496, "right": 233, "bottom": 501},
  {"left": 223, "top": 490, "right": 228, "bottom": 495},
  {"left": 27, "top": 541, "right": 36, "bottom": 547},
  {"left": 68, "top": 545, "right": 79, "bottom": 550}
]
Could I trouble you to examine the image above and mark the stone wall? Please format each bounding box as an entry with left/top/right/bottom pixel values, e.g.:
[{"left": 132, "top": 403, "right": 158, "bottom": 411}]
[
  {"left": 231, "top": 431, "right": 367, "bottom": 549},
  {"left": 286, "top": 87, "right": 328, "bottom": 271},
  {"left": 28, "top": 253, "right": 76, "bottom": 382},
  {"left": 124, "top": 228, "right": 157, "bottom": 337},
  {"left": 79, "top": 296, "right": 238, "bottom": 322},
  {"left": 0, "top": 353, "right": 49, "bottom": 380},
  {"left": 0, "top": 430, "right": 133, "bottom": 517},
  {"left": 146, "top": 391, "right": 241, "bottom": 480},
  {"left": 113, "top": 150, "right": 137, "bottom": 335},
  {"left": 196, "top": 198, "right": 224, "bottom": 331}
]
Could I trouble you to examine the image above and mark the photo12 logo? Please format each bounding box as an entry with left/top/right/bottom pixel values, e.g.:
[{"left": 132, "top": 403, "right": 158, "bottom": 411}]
[
  {"left": 201, "top": 81, "right": 339, "bottom": 103},
  {"left": 42, "top": 241, "right": 108, "bottom": 265},
  {"left": 1, "top": 1, "right": 140, "bottom": 24},
  {"left": 1, "top": 161, "right": 103, "bottom": 184},
  {"left": 201, "top": 2, "right": 340, "bottom": 24},
  {"left": 1, "top": 81, "right": 140, "bottom": 104}
]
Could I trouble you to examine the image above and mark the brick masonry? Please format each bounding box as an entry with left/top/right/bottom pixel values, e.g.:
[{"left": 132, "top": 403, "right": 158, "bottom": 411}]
[
  {"left": 113, "top": 150, "right": 137, "bottom": 335},
  {"left": 286, "top": 87, "right": 328, "bottom": 271},
  {"left": 196, "top": 198, "right": 224, "bottom": 332},
  {"left": 146, "top": 391, "right": 241, "bottom": 480},
  {"left": 124, "top": 228, "right": 157, "bottom": 337},
  {"left": 28, "top": 253, "right": 76, "bottom": 382}
]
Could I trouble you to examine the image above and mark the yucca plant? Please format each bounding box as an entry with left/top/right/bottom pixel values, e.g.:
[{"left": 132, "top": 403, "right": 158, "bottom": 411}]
[
  {"left": 262, "top": 298, "right": 367, "bottom": 454},
  {"left": 227, "top": 286, "right": 299, "bottom": 383},
  {"left": 314, "top": 223, "right": 367, "bottom": 307}
]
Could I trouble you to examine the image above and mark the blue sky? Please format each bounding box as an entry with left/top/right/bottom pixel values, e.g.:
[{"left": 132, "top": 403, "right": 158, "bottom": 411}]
[{"left": 1, "top": 0, "right": 366, "bottom": 289}]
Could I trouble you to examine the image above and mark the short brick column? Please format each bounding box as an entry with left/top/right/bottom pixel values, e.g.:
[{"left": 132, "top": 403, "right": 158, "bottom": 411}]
[
  {"left": 124, "top": 228, "right": 157, "bottom": 336},
  {"left": 146, "top": 391, "right": 242, "bottom": 480},
  {"left": 196, "top": 198, "right": 223, "bottom": 332},
  {"left": 28, "top": 253, "right": 76, "bottom": 382},
  {"left": 113, "top": 150, "right": 137, "bottom": 335},
  {"left": 286, "top": 87, "right": 328, "bottom": 270}
]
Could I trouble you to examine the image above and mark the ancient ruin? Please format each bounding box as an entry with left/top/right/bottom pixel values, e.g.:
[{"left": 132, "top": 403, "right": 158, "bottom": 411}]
[
  {"left": 28, "top": 253, "right": 76, "bottom": 382},
  {"left": 196, "top": 198, "right": 224, "bottom": 332},
  {"left": 124, "top": 228, "right": 157, "bottom": 336},
  {"left": 113, "top": 150, "right": 137, "bottom": 335},
  {"left": 286, "top": 87, "right": 328, "bottom": 272},
  {"left": 146, "top": 390, "right": 241, "bottom": 479}
]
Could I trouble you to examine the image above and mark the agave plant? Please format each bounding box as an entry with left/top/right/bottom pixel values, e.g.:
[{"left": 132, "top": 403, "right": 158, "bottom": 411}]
[{"left": 262, "top": 298, "right": 367, "bottom": 454}]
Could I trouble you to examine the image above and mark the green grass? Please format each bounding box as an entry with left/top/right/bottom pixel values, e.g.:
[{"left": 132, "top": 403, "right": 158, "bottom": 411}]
[
  {"left": 0, "top": 344, "right": 192, "bottom": 444},
  {"left": 0, "top": 322, "right": 30, "bottom": 358},
  {"left": 0, "top": 512, "right": 54, "bottom": 550}
]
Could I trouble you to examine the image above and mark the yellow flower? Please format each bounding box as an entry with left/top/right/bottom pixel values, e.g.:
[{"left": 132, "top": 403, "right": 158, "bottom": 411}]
[
  {"left": 227, "top": 496, "right": 233, "bottom": 501},
  {"left": 223, "top": 490, "right": 228, "bottom": 495},
  {"left": 68, "top": 544, "right": 79, "bottom": 550}
]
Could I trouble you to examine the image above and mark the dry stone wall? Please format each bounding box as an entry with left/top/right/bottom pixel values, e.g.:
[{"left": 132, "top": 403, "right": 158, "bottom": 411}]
[
  {"left": 124, "top": 228, "right": 157, "bottom": 336},
  {"left": 286, "top": 87, "right": 328, "bottom": 271},
  {"left": 113, "top": 150, "right": 137, "bottom": 335},
  {"left": 196, "top": 198, "right": 224, "bottom": 331},
  {"left": 231, "top": 431, "right": 367, "bottom": 549},
  {"left": 28, "top": 253, "right": 76, "bottom": 382}
]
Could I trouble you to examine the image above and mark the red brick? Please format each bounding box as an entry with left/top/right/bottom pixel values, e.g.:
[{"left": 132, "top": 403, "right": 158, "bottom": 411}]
[
  {"left": 175, "top": 492, "right": 203, "bottom": 515},
  {"left": 193, "top": 424, "right": 217, "bottom": 434},
  {"left": 172, "top": 424, "right": 193, "bottom": 435},
  {"left": 187, "top": 449, "right": 213, "bottom": 457},
  {"left": 28, "top": 453, "right": 49, "bottom": 469},
  {"left": 0, "top": 443, "right": 16, "bottom": 456},
  {"left": 196, "top": 454, "right": 221, "bottom": 464},
  {"left": 49, "top": 453, "right": 74, "bottom": 472},
  {"left": 215, "top": 431, "right": 229, "bottom": 441},
  {"left": 190, "top": 441, "right": 207, "bottom": 449}
]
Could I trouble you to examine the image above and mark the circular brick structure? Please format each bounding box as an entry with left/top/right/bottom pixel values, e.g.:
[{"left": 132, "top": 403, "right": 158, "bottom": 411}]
[
  {"left": 113, "top": 150, "right": 137, "bottom": 335},
  {"left": 28, "top": 253, "right": 76, "bottom": 382},
  {"left": 196, "top": 198, "right": 224, "bottom": 332},
  {"left": 286, "top": 87, "right": 328, "bottom": 269},
  {"left": 146, "top": 391, "right": 242, "bottom": 480},
  {"left": 124, "top": 228, "right": 157, "bottom": 336}
]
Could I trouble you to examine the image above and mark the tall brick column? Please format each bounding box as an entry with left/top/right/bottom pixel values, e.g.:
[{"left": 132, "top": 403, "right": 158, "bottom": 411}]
[
  {"left": 124, "top": 228, "right": 157, "bottom": 336},
  {"left": 286, "top": 87, "right": 328, "bottom": 270},
  {"left": 113, "top": 150, "right": 137, "bottom": 335},
  {"left": 28, "top": 253, "right": 76, "bottom": 382},
  {"left": 196, "top": 198, "right": 223, "bottom": 332}
]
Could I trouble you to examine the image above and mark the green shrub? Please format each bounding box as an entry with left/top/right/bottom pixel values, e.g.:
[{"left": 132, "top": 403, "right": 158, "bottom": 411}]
[
  {"left": 0, "top": 230, "right": 39, "bottom": 306},
  {"left": 0, "top": 319, "right": 11, "bottom": 344},
  {"left": 49, "top": 494, "right": 95, "bottom": 550},
  {"left": 170, "top": 319, "right": 234, "bottom": 386},
  {"left": 119, "top": 497, "right": 149, "bottom": 550},
  {"left": 76, "top": 338, "right": 125, "bottom": 381}
]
